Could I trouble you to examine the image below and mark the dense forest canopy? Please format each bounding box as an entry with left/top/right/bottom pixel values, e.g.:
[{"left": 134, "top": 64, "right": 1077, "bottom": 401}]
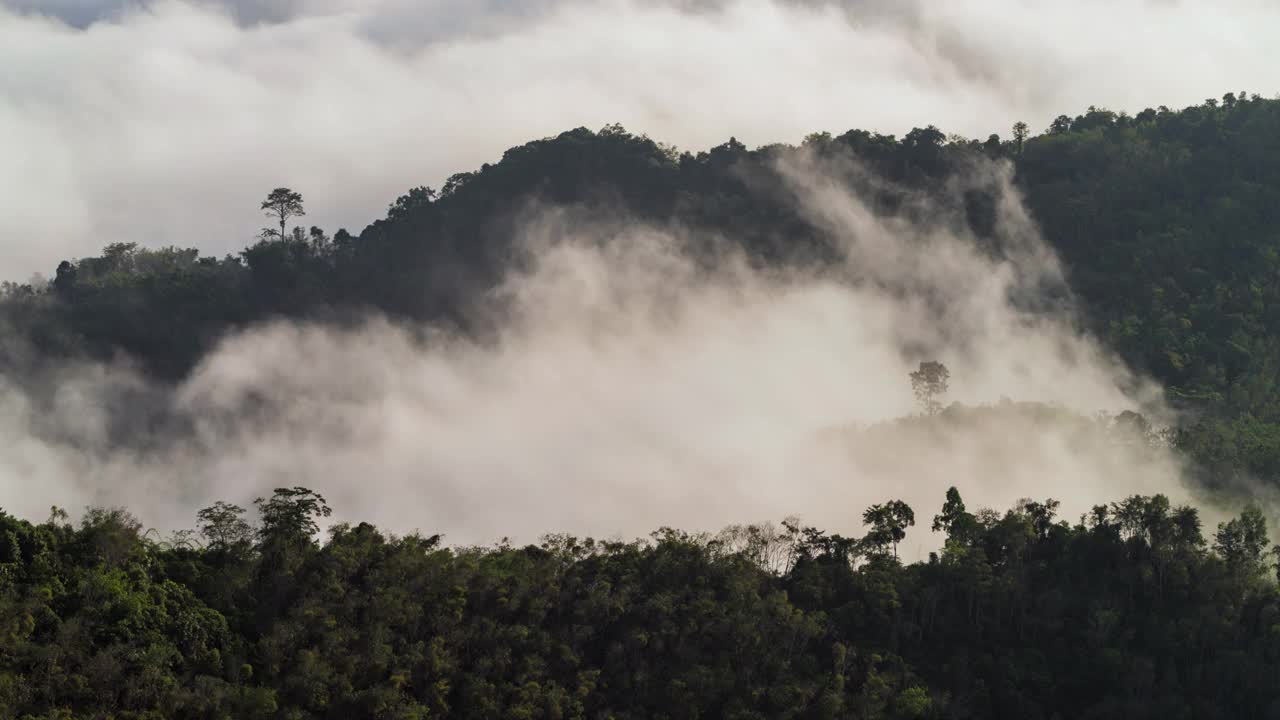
[
  {"left": 5, "top": 94, "right": 1280, "bottom": 717},
  {"left": 3, "top": 486, "right": 1279, "bottom": 718}
]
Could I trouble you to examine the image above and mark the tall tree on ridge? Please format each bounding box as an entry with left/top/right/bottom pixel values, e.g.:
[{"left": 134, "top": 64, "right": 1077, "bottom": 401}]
[
  {"left": 261, "top": 187, "right": 305, "bottom": 241},
  {"left": 910, "top": 361, "right": 950, "bottom": 416}
]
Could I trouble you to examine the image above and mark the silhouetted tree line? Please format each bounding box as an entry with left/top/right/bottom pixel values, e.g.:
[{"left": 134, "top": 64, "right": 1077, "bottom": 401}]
[
  {"left": 3, "top": 99, "right": 1280, "bottom": 499},
  {"left": 3, "top": 487, "right": 1280, "bottom": 718}
]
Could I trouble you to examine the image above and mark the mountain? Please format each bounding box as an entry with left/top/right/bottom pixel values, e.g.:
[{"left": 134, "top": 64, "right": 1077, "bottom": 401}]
[
  {"left": 5, "top": 93, "right": 1280, "bottom": 719},
  {"left": 5, "top": 94, "right": 1280, "bottom": 487}
]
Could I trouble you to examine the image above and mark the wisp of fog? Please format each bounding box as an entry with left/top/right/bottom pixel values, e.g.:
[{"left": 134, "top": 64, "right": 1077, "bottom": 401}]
[{"left": 0, "top": 153, "right": 1197, "bottom": 552}]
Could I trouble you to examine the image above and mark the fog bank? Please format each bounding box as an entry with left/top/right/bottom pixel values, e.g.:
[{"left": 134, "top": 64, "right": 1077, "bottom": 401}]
[{"left": 0, "top": 156, "right": 1196, "bottom": 549}]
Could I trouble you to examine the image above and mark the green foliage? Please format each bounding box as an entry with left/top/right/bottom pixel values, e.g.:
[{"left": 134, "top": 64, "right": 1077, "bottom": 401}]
[
  {"left": 254, "top": 488, "right": 331, "bottom": 549},
  {"left": 932, "top": 487, "right": 978, "bottom": 545},
  {"left": 3, "top": 488, "right": 1278, "bottom": 718},
  {"left": 1213, "top": 502, "right": 1269, "bottom": 575},
  {"left": 197, "top": 501, "right": 252, "bottom": 552},
  {"left": 862, "top": 501, "right": 916, "bottom": 560}
]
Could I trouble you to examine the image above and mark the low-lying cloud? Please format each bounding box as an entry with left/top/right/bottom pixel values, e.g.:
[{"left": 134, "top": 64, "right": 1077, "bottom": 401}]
[
  {"left": 0, "top": 154, "right": 1198, "bottom": 550},
  {"left": 1, "top": 0, "right": 1277, "bottom": 280}
]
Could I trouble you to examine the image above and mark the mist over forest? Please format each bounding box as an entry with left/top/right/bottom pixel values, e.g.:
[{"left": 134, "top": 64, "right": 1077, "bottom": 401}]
[
  {"left": 7, "top": 97, "right": 1280, "bottom": 533},
  {"left": 5, "top": 0, "right": 1280, "bottom": 718}
]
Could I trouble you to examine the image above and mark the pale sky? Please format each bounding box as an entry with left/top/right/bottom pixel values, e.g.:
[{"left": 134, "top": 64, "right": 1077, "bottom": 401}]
[{"left": 2, "top": 0, "right": 1277, "bottom": 279}]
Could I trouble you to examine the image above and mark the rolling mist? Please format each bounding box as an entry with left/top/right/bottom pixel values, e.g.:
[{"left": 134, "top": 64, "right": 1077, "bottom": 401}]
[
  {"left": 8, "top": 3, "right": 1280, "bottom": 716},
  {"left": 0, "top": 151, "right": 1198, "bottom": 550}
]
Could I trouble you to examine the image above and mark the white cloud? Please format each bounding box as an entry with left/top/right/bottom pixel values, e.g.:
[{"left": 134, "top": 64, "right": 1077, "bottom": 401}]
[
  {"left": 1, "top": 0, "right": 1277, "bottom": 279},
  {"left": 0, "top": 155, "right": 1203, "bottom": 550},
  {"left": 0, "top": 0, "right": 1271, "bottom": 547}
]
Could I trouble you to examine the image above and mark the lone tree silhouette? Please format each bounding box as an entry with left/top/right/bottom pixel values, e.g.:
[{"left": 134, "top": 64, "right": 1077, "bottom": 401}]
[
  {"left": 862, "top": 500, "right": 915, "bottom": 560},
  {"left": 261, "top": 187, "right": 305, "bottom": 241},
  {"left": 910, "top": 361, "right": 950, "bottom": 416},
  {"left": 1012, "top": 120, "right": 1029, "bottom": 155}
]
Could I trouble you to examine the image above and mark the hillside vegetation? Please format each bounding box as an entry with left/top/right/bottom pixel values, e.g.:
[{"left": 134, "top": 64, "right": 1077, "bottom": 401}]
[
  {"left": 5, "top": 95, "right": 1280, "bottom": 486},
  {"left": 2, "top": 487, "right": 1279, "bottom": 718}
]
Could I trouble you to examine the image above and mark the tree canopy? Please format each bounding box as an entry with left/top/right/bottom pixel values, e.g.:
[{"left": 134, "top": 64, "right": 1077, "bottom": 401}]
[
  {"left": 1, "top": 488, "right": 1278, "bottom": 718},
  {"left": 261, "top": 187, "right": 306, "bottom": 242}
]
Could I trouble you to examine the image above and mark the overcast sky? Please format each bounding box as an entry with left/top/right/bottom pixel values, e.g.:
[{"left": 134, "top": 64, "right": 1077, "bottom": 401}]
[{"left": 2, "top": 0, "right": 1277, "bottom": 279}]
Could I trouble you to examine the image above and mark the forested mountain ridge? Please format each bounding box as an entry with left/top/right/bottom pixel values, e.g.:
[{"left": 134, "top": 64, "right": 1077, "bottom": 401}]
[
  {"left": 4, "top": 93, "right": 1280, "bottom": 485},
  {"left": 4, "top": 94, "right": 1280, "bottom": 718}
]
